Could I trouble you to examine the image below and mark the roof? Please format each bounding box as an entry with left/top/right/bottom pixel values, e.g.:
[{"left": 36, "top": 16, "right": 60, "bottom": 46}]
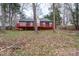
[
  {"left": 40, "top": 18, "right": 52, "bottom": 22},
  {"left": 19, "top": 18, "right": 34, "bottom": 22},
  {"left": 19, "top": 18, "right": 52, "bottom": 22}
]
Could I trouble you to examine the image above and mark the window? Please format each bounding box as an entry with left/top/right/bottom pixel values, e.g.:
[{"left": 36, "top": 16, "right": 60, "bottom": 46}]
[
  {"left": 49, "top": 22, "right": 52, "bottom": 27},
  {"left": 30, "top": 22, "right": 33, "bottom": 26},
  {"left": 20, "top": 22, "right": 26, "bottom": 26},
  {"left": 43, "top": 22, "right": 46, "bottom": 27}
]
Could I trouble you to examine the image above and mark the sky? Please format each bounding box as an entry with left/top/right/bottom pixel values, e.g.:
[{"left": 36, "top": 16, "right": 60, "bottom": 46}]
[{"left": 22, "top": 3, "right": 51, "bottom": 18}]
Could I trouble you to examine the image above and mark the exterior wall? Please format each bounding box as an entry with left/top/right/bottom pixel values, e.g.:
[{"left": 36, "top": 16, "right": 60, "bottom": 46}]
[{"left": 16, "top": 21, "right": 53, "bottom": 30}]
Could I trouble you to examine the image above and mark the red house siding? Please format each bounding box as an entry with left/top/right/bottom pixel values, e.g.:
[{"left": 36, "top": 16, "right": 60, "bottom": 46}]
[{"left": 16, "top": 21, "right": 54, "bottom": 30}]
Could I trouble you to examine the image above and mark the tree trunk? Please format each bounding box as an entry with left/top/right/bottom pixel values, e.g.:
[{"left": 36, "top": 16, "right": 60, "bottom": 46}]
[
  {"left": 32, "top": 3, "right": 38, "bottom": 33},
  {"left": 75, "top": 3, "right": 79, "bottom": 30},
  {"left": 8, "top": 4, "right": 12, "bottom": 30},
  {"left": 1, "top": 12, "right": 6, "bottom": 30},
  {"left": 14, "top": 13, "right": 17, "bottom": 29},
  {"left": 10, "top": 10, "right": 14, "bottom": 30},
  {"left": 53, "top": 3, "right": 56, "bottom": 32},
  {"left": 9, "top": 3, "right": 13, "bottom": 30},
  {"left": 1, "top": 4, "right": 6, "bottom": 30}
]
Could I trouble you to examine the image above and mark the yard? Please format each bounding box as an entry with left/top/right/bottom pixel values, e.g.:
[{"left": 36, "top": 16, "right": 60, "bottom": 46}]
[{"left": 0, "top": 30, "right": 79, "bottom": 56}]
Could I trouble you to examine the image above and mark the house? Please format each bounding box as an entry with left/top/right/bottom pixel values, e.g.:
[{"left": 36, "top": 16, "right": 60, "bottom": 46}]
[{"left": 16, "top": 18, "right": 54, "bottom": 30}]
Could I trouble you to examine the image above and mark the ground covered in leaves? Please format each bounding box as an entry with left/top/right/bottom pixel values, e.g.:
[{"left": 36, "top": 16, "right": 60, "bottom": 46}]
[{"left": 0, "top": 30, "right": 79, "bottom": 56}]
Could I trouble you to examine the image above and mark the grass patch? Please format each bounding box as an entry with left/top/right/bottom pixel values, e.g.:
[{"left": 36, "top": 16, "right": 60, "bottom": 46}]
[{"left": 0, "top": 30, "right": 79, "bottom": 55}]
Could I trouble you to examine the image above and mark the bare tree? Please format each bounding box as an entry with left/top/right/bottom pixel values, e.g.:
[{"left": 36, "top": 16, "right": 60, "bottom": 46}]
[
  {"left": 1, "top": 3, "right": 7, "bottom": 30},
  {"left": 52, "top": 3, "right": 56, "bottom": 32},
  {"left": 32, "top": 3, "right": 38, "bottom": 32},
  {"left": 64, "top": 3, "right": 79, "bottom": 30}
]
